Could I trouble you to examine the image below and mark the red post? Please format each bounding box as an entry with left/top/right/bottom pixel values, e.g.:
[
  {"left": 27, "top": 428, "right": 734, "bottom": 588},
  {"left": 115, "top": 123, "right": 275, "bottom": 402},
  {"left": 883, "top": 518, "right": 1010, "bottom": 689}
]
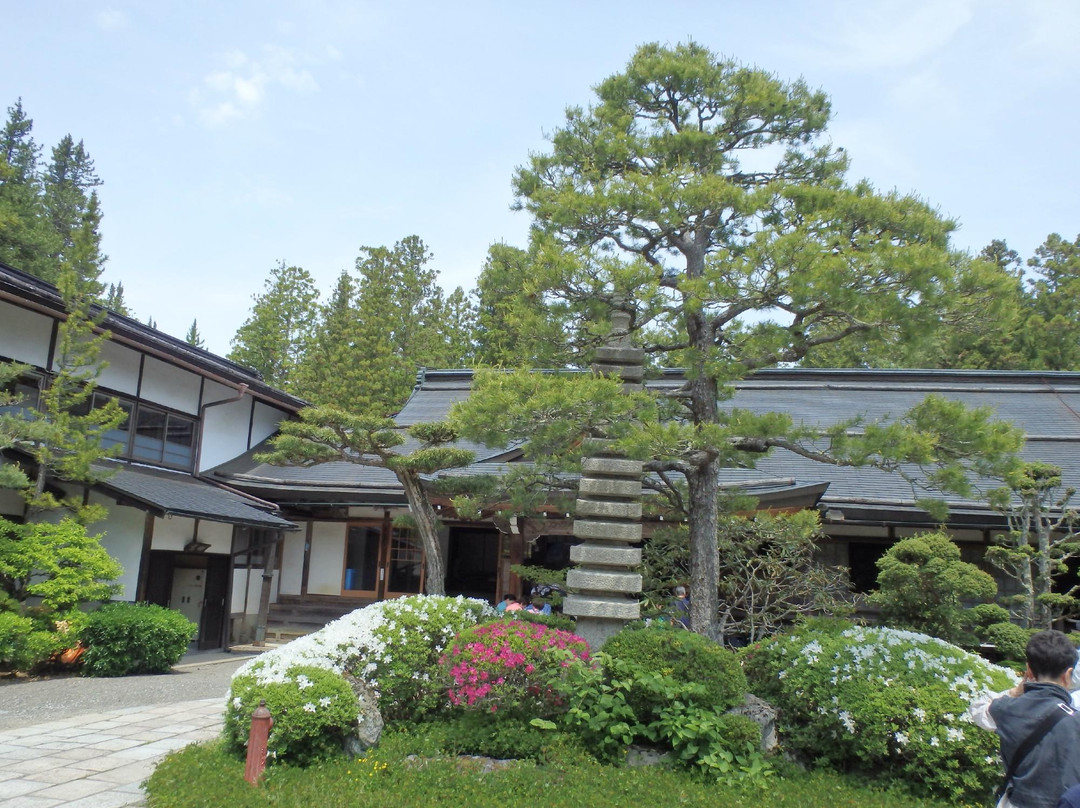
[{"left": 244, "top": 700, "right": 273, "bottom": 785}]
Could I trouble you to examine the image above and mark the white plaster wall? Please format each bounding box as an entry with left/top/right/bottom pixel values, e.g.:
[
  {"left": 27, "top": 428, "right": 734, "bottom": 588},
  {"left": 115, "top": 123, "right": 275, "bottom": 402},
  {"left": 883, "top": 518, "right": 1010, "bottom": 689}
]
[
  {"left": 151, "top": 515, "right": 195, "bottom": 551},
  {"left": 308, "top": 521, "right": 346, "bottom": 595},
  {"left": 279, "top": 527, "right": 306, "bottom": 596},
  {"left": 232, "top": 568, "right": 256, "bottom": 613},
  {"left": 195, "top": 521, "right": 234, "bottom": 553},
  {"left": 250, "top": 401, "right": 286, "bottom": 446},
  {"left": 232, "top": 568, "right": 279, "bottom": 616},
  {"left": 0, "top": 301, "right": 52, "bottom": 367},
  {"left": 199, "top": 397, "right": 255, "bottom": 471},
  {"left": 139, "top": 356, "right": 201, "bottom": 414},
  {"left": 95, "top": 341, "right": 142, "bottom": 396},
  {"left": 90, "top": 491, "right": 147, "bottom": 601}
]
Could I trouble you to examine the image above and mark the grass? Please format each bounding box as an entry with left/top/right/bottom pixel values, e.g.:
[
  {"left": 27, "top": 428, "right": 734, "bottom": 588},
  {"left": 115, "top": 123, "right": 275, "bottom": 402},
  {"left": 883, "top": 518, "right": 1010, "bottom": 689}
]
[{"left": 144, "top": 736, "right": 964, "bottom": 808}]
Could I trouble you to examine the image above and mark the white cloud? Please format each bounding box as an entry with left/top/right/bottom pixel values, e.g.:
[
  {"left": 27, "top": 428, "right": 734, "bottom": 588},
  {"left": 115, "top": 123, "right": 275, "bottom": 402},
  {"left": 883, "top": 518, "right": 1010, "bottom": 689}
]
[
  {"left": 96, "top": 8, "right": 128, "bottom": 31},
  {"left": 811, "top": 0, "right": 975, "bottom": 70},
  {"left": 190, "top": 45, "right": 321, "bottom": 128}
]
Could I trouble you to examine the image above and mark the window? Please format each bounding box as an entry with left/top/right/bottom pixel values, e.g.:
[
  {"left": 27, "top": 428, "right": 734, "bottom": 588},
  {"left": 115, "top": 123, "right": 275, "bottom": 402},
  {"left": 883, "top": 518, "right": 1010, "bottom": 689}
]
[
  {"left": 126, "top": 404, "right": 196, "bottom": 469},
  {"left": 0, "top": 373, "right": 41, "bottom": 414}
]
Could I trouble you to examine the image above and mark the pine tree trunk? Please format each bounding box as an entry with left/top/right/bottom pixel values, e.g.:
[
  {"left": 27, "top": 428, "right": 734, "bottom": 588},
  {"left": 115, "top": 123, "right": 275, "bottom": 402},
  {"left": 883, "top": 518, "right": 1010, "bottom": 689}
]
[{"left": 398, "top": 470, "right": 446, "bottom": 596}]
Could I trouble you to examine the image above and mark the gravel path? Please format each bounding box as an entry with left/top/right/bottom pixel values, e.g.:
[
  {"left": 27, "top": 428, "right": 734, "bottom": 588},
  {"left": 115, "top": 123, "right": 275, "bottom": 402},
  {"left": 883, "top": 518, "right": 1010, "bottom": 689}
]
[{"left": 0, "top": 652, "right": 254, "bottom": 730}]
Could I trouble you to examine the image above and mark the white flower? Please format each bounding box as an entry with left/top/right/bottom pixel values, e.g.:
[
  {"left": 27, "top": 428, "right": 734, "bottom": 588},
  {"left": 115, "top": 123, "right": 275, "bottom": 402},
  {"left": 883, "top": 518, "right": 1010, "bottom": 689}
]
[
  {"left": 894, "top": 731, "right": 909, "bottom": 747},
  {"left": 912, "top": 707, "right": 926, "bottom": 721},
  {"left": 319, "top": 697, "right": 332, "bottom": 707},
  {"left": 838, "top": 710, "right": 856, "bottom": 733},
  {"left": 232, "top": 697, "right": 242, "bottom": 708},
  {"left": 930, "top": 736, "right": 940, "bottom": 747},
  {"left": 946, "top": 727, "right": 965, "bottom": 742},
  {"left": 303, "top": 702, "right": 317, "bottom": 713}
]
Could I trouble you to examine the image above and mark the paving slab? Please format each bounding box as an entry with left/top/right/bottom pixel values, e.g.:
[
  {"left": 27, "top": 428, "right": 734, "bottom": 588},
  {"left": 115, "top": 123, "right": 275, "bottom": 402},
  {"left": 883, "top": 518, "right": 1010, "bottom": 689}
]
[{"left": 0, "top": 652, "right": 250, "bottom": 808}]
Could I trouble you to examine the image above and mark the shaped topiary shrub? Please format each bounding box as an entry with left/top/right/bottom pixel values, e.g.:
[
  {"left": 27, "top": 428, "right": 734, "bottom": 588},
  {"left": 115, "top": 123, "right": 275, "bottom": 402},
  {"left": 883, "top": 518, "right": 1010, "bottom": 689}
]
[
  {"left": 80, "top": 602, "right": 196, "bottom": 677},
  {"left": 439, "top": 619, "right": 590, "bottom": 717},
  {"left": 983, "top": 621, "right": 1034, "bottom": 664},
  {"left": 603, "top": 624, "right": 746, "bottom": 719},
  {"left": 232, "top": 594, "right": 494, "bottom": 725},
  {"left": 224, "top": 664, "right": 359, "bottom": 766},
  {"left": 742, "top": 619, "right": 1016, "bottom": 803}
]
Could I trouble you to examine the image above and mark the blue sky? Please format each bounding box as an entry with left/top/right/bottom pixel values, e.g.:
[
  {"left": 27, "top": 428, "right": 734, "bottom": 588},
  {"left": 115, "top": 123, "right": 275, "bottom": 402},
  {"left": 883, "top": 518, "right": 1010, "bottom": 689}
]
[{"left": 3, "top": 1, "right": 1078, "bottom": 355}]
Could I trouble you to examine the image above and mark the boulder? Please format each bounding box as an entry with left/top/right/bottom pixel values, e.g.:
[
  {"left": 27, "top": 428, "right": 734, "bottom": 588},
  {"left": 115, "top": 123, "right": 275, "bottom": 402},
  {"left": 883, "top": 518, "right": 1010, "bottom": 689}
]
[
  {"left": 342, "top": 675, "right": 384, "bottom": 753},
  {"left": 729, "top": 693, "right": 778, "bottom": 752}
]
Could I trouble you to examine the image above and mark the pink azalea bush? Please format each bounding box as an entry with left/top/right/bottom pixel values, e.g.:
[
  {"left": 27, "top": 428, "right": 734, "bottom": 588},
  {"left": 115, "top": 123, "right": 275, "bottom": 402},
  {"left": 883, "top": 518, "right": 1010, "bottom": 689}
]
[{"left": 439, "top": 619, "right": 590, "bottom": 717}]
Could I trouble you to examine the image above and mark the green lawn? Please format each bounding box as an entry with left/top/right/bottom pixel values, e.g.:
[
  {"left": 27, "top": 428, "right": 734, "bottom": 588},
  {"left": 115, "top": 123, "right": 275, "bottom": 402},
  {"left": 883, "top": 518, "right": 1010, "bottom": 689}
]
[{"left": 145, "top": 739, "right": 967, "bottom": 808}]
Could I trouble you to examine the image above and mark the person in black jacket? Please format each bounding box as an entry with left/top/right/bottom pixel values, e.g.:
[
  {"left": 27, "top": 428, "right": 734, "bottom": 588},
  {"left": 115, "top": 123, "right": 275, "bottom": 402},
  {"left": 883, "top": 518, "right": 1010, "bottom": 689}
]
[{"left": 970, "top": 630, "right": 1080, "bottom": 808}]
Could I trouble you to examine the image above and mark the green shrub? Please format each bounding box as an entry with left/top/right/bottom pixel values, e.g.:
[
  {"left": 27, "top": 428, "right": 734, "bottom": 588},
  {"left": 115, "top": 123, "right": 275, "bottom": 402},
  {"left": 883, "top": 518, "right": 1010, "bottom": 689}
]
[
  {"left": 742, "top": 619, "right": 1016, "bottom": 803},
  {"left": 0, "top": 611, "right": 63, "bottom": 672},
  {"left": 439, "top": 619, "right": 589, "bottom": 718},
  {"left": 868, "top": 531, "right": 996, "bottom": 644},
  {"left": 983, "top": 621, "right": 1034, "bottom": 663},
  {"left": 436, "top": 711, "right": 573, "bottom": 762},
  {"left": 232, "top": 595, "right": 494, "bottom": 726},
  {"left": 602, "top": 624, "right": 746, "bottom": 718},
  {"left": 557, "top": 652, "right": 768, "bottom": 783},
  {"left": 224, "top": 664, "right": 359, "bottom": 766},
  {"left": 80, "top": 602, "right": 196, "bottom": 676},
  {"left": 969, "top": 603, "right": 1011, "bottom": 633}
]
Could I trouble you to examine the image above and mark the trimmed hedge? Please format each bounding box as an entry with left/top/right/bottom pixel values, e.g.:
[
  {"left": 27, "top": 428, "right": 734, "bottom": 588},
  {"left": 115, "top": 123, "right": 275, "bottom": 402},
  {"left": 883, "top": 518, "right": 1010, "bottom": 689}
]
[
  {"left": 602, "top": 624, "right": 746, "bottom": 717},
  {"left": 80, "top": 602, "right": 197, "bottom": 676}
]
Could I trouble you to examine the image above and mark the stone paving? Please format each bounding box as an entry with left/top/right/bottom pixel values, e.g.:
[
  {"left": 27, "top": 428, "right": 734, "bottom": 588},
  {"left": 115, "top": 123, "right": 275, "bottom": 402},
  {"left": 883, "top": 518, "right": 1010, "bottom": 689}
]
[{"left": 0, "top": 696, "right": 224, "bottom": 807}]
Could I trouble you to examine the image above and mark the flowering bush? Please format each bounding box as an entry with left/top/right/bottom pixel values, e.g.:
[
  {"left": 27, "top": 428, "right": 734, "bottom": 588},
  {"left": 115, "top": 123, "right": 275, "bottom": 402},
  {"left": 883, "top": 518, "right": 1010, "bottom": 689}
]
[
  {"left": 440, "top": 619, "right": 590, "bottom": 717},
  {"left": 232, "top": 595, "right": 494, "bottom": 724},
  {"left": 224, "top": 664, "right": 359, "bottom": 765},
  {"left": 742, "top": 619, "right": 1017, "bottom": 803}
]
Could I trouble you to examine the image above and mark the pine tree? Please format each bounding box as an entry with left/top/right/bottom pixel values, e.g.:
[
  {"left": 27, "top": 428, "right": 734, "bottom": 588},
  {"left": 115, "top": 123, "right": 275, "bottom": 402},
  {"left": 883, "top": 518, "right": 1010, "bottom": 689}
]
[
  {"left": 42, "top": 135, "right": 104, "bottom": 293},
  {"left": 184, "top": 319, "right": 205, "bottom": 349},
  {"left": 228, "top": 261, "right": 319, "bottom": 391},
  {"left": 0, "top": 99, "right": 56, "bottom": 278}
]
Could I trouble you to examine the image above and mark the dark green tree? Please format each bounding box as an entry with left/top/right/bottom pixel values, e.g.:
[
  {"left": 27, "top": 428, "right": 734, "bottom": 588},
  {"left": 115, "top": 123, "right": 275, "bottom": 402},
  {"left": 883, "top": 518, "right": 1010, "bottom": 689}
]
[
  {"left": 473, "top": 243, "right": 576, "bottom": 367},
  {"left": 184, "top": 319, "right": 205, "bottom": 349},
  {"left": 102, "top": 281, "right": 130, "bottom": 316},
  {"left": 292, "top": 270, "right": 369, "bottom": 410},
  {"left": 473, "top": 42, "right": 1023, "bottom": 637},
  {"left": 42, "top": 135, "right": 105, "bottom": 293},
  {"left": 349, "top": 236, "right": 464, "bottom": 414},
  {"left": 1020, "top": 233, "right": 1080, "bottom": 371},
  {"left": 0, "top": 99, "right": 56, "bottom": 279},
  {"left": 229, "top": 261, "right": 319, "bottom": 391}
]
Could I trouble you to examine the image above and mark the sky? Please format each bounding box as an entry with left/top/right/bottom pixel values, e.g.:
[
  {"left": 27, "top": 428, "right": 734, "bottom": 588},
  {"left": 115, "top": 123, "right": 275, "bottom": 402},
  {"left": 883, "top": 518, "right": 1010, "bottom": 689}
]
[{"left": 3, "top": 1, "right": 1078, "bottom": 356}]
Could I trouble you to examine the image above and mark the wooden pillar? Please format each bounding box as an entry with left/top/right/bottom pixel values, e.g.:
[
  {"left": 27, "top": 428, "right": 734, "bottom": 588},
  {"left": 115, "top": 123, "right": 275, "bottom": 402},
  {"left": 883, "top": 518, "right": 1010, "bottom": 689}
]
[{"left": 253, "top": 531, "right": 280, "bottom": 646}]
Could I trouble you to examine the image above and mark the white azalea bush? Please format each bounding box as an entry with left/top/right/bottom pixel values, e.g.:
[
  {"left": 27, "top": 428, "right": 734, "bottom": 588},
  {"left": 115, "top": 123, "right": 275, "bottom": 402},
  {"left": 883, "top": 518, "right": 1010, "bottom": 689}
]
[
  {"left": 227, "top": 594, "right": 494, "bottom": 761},
  {"left": 224, "top": 664, "right": 359, "bottom": 765},
  {"left": 742, "top": 619, "right": 1016, "bottom": 804}
]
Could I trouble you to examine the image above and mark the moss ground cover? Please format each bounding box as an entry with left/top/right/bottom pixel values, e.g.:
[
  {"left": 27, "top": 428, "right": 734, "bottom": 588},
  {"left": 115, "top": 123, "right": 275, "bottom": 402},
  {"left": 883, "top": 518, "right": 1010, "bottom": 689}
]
[{"left": 145, "top": 738, "right": 960, "bottom": 808}]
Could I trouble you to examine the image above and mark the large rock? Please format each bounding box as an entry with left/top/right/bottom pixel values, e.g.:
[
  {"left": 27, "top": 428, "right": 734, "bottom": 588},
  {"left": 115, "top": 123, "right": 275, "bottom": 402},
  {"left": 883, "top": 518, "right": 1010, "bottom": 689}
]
[
  {"left": 342, "top": 675, "right": 384, "bottom": 753},
  {"left": 729, "top": 693, "right": 778, "bottom": 752}
]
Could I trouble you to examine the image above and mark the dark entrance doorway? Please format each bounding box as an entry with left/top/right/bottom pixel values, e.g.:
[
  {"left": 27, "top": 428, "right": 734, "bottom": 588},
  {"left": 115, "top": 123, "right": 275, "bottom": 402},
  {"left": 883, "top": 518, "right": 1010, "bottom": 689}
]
[
  {"left": 144, "top": 551, "right": 230, "bottom": 650},
  {"left": 445, "top": 527, "right": 499, "bottom": 601}
]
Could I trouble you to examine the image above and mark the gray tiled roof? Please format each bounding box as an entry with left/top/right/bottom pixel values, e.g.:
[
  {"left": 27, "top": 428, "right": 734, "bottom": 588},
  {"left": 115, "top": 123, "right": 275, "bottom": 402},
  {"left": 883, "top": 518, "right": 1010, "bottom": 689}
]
[
  {"left": 216, "top": 368, "right": 1080, "bottom": 523},
  {"left": 94, "top": 462, "right": 297, "bottom": 530}
]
